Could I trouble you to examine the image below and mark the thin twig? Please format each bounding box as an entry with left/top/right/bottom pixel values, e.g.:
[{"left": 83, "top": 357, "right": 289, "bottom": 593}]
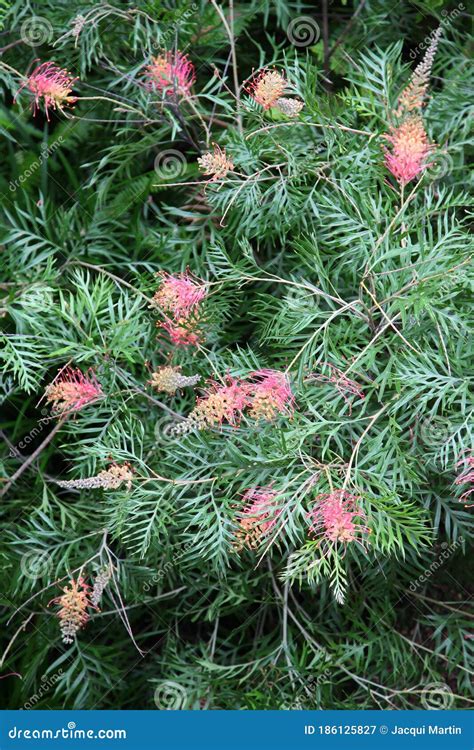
[
  {"left": 210, "top": 0, "right": 243, "bottom": 135},
  {"left": 0, "top": 416, "right": 67, "bottom": 498}
]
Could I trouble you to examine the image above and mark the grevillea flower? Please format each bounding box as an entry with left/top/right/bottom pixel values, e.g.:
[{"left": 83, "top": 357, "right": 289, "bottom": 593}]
[
  {"left": 274, "top": 97, "right": 304, "bottom": 118},
  {"left": 44, "top": 367, "right": 103, "bottom": 415},
  {"left": 384, "top": 115, "right": 435, "bottom": 186},
  {"left": 235, "top": 486, "right": 280, "bottom": 550},
  {"left": 397, "top": 27, "right": 442, "bottom": 116},
  {"left": 160, "top": 318, "right": 204, "bottom": 348},
  {"left": 91, "top": 565, "right": 113, "bottom": 607},
  {"left": 150, "top": 271, "right": 207, "bottom": 320},
  {"left": 198, "top": 144, "right": 235, "bottom": 181},
  {"left": 174, "top": 376, "right": 250, "bottom": 434},
  {"left": 247, "top": 69, "right": 287, "bottom": 110},
  {"left": 150, "top": 271, "right": 207, "bottom": 348},
  {"left": 56, "top": 463, "right": 133, "bottom": 491},
  {"left": 149, "top": 366, "right": 200, "bottom": 395},
  {"left": 49, "top": 577, "right": 94, "bottom": 644},
  {"left": 146, "top": 50, "right": 195, "bottom": 98},
  {"left": 308, "top": 490, "right": 370, "bottom": 547},
  {"left": 16, "top": 61, "right": 78, "bottom": 120},
  {"left": 247, "top": 369, "right": 295, "bottom": 421},
  {"left": 455, "top": 452, "right": 474, "bottom": 507}
]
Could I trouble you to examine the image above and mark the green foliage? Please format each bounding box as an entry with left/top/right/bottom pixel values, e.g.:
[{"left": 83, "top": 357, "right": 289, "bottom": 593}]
[{"left": 0, "top": 0, "right": 472, "bottom": 711}]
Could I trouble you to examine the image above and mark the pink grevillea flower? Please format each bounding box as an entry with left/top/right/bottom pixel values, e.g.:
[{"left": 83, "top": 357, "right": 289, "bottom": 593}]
[
  {"left": 146, "top": 50, "right": 195, "bottom": 98},
  {"left": 160, "top": 318, "right": 204, "bottom": 348},
  {"left": 44, "top": 367, "right": 103, "bottom": 415},
  {"left": 455, "top": 452, "right": 474, "bottom": 507},
  {"left": 49, "top": 577, "right": 95, "bottom": 644},
  {"left": 308, "top": 490, "right": 371, "bottom": 547},
  {"left": 248, "top": 369, "right": 295, "bottom": 421},
  {"left": 16, "top": 61, "right": 78, "bottom": 120},
  {"left": 151, "top": 271, "right": 207, "bottom": 320},
  {"left": 235, "top": 486, "right": 280, "bottom": 550},
  {"left": 198, "top": 144, "right": 235, "bottom": 181},
  {"left": 247, "top": 69, "right": 286, "bottom": 110},
  {"left": 384, "top": 115, "right": 435, "bottom": 186},
  {"left": 174, "top": 376, "right": 250, "bottom": 434},
  {"left": 150, "top": 271, "right": 207, "bottom": 348}
]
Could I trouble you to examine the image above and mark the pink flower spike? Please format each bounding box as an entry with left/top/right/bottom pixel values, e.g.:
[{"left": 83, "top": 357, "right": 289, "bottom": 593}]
[
  {"left": 160, "top": 318, "right": 203, "bottom": 348},
  {"left": 248, "top": 369, "right": 295, "bottom": 421},
  {"left": 246, "top": 68, "right": 286, "bottom": 110},
  {"left": 308, "top": 490, "right": 371, "bottom": 547},
  {"left": 151, "top": 271, "right": 207, "bottom": 320},
  {"left": 383, "top": 115, "right": 435, "bottom": 186},
  {"left": 16, "top": 61, "right": 78, "bottom": 120},
  {"left": 455, "top": 452, "right": 474, "bottom": 507},
  {"left": 146, "top": 50, "right": 195, "bottom": 98},
  {"left": 44, "top": 367, "right": 103, "bottom": 415},
  {"left": 235, "top": 486, "right": 281, "bottom": 550}
]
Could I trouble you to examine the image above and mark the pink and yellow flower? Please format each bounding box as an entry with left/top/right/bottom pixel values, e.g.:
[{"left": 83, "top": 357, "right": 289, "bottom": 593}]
[
  {"left": 235, "top": 486, "right": 280, "bottom": 550},
  {"left": 248, "top": 369, "right": 295, "bottom": 421},
  {"left": 146, "top": 50, "right": 195, "bottom": 98},
  {"left": 384, "top": 116, "right": 434, "bottom": 186},
  {"left": 151, "top": 271, "right": 207, "bottom": 320},
  {"left": 308, "top": 490, "right": 370, "bottom": 546},
  {"left": 44, "top": 367, "right": 103, "bottom": 415},
  {"left": 247, "top": 69, "right": 286, "bottom": 110},
  {"left": 49, "top": 577, "right": 94, "bottom": 644},
  {"left": 16, "top": 61, "right": 78, "bottom": 120},
  {"left": 198, "top": 144, "right": 234, "bottom": 181}
]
